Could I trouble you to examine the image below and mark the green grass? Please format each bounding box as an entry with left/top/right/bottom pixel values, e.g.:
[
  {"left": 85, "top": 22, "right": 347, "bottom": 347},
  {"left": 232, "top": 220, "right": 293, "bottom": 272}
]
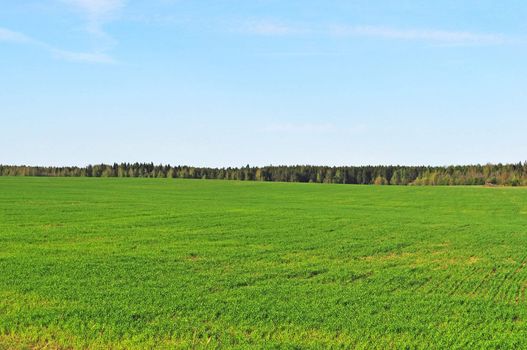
[{"left": 1, "top": 177, "right": 527, "bottom": 349}]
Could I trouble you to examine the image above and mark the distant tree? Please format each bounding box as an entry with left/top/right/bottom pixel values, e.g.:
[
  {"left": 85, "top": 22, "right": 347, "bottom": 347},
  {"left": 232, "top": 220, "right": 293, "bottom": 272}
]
[{"left": 373, "top": 176, "right": 388, "bottom": 185}]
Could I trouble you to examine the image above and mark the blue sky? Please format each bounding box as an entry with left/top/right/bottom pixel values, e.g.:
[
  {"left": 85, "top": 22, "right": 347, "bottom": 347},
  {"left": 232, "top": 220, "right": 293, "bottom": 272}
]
[{"left": 2, "top": 1, "right": 527, "bottom": 167}]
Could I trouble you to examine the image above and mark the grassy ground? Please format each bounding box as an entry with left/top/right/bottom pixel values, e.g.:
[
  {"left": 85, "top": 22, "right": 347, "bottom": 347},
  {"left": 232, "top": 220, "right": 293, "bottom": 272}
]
[{"left": 1, "top": 177, "right": 527, "bottom": 349}]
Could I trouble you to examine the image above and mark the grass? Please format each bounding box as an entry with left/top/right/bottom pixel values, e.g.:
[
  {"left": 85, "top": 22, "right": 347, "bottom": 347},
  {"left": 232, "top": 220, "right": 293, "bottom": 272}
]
[{"left": 1, "top": 177, "right": 527, "bottom": 349}]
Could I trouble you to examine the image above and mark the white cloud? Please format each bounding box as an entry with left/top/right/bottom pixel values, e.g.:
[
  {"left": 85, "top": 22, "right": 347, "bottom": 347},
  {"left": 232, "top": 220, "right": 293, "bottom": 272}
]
[
  {"left": 330, "top": 25, "right": 511, "bottom": 45},
  {"left": 264, "top": 122, "right": 336, "bottom": 133},
  {"left": 0, "top": 26, "right": 115, "bottom": 64},
  {"left": 241, "top": 20, "right": 304, "bottom": 36},
  {"left": 51, "top": 49, "right": 116, "bottom": 64},
  {"left": 63, "top": 0, "right": 124, "bottom": 18},
  {"left": 0, "top": 27, "right": 33, "bottom": 43},
  {"left": 237, "top": 20, "right": 512, "bottom": 46},
  {"left": 263, "top": 122, "right": 367, "bottom": 135},
  {"left": 61, "top": 0, "right": 124, "bottom": 38},
  {"left": 1, "top": 1, "right": 124, "bottom": 64}
]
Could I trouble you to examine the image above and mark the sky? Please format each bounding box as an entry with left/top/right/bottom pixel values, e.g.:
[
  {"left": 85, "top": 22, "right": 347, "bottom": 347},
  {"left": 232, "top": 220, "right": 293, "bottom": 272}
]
[{"left": 1, "top": 1, "right": 527, "bottom": 167}]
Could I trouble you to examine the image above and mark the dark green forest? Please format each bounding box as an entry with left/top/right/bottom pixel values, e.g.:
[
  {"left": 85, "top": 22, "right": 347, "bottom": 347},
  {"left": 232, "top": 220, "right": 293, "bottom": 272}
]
[{"left": 2, "top": 162, "right": 527, "bottom": 186}]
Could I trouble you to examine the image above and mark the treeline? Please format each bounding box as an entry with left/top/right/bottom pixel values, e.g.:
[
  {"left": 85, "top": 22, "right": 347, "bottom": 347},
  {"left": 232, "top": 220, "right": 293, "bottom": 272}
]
[{"left": 2, "top": 162, "right": 527, "bottom": 186}]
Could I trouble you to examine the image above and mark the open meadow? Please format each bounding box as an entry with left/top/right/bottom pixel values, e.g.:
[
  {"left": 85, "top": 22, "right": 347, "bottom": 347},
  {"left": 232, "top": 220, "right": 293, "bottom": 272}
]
[{"left": 1, "top": 177, "right": 527, "bottom": 349}]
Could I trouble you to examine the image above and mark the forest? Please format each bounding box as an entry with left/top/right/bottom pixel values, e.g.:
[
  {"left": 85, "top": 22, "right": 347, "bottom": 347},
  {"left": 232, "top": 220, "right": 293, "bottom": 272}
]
[{"left": 1, "top": 162, "right": 527, "bottom": 186}]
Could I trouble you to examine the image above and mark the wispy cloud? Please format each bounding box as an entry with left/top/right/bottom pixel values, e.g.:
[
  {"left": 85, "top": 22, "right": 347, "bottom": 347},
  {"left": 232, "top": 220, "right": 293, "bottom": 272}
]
[
  {"left": 0, "top": 26, "right": 115, "bottom": 64},
  {"left": 63, "top": 0, "right": 124, "bottom": 17},
  {"left": 51, "top": 49, "right": 115, "bottom": 64},
  {"left": 0, "top": 27, "right": 32, "bottom": 43},
  {"left": 240, "top": 20, "right": 305, "bottom": 36},
  {"left": 263, "top": 122, "right": 367, "bottom": 135},
  {"left": 1, "top": 1, "right": 124, "bottom": 64},
  {"left": 61, "top": 0, "right": 124, "bottom": 39},
  {"left": 238, "top": 20, "right": 513, "bottom": 46},
  {"left": 330, "top": 25, "right": 511, "bottom": 45},
  {"left": 264, "top": 122, "right": 336, "bottom": 133}
]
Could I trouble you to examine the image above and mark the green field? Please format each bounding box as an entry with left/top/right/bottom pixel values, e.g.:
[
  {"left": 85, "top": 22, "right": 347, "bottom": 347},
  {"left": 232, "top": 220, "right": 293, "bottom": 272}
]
[{"left": 2, "top": 178, "right": 527, "bottom": 349}]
